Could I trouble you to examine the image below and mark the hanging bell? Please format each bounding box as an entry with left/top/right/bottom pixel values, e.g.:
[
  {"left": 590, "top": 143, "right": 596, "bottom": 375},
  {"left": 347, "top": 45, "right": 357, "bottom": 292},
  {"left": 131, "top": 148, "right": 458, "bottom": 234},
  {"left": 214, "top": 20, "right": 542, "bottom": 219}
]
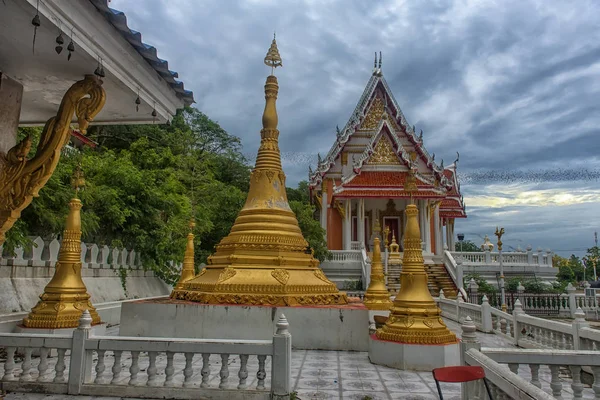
[
  {"left": 151, "top": 109, "right": 157, "bottom": 118},
  {"left": 166, "top": 119, "right": 171, "bottom": 127},
  {"left": 99, "top": 66, "right": 105, "bottom": 78},
  {"left": 135, "top": 95, "right": 141, "bottom": 112},
  {"left": 67, "top": 40, "right": 75, "bottom": 61},
  {"left": 32, "top": 14, "right": 41, "bottom": 27},
  {"left": 55, "top": 33, "right": 64, "bottom": 54},
  {"left": 94, "top": 66, "right": 102, "bottom": 77}
]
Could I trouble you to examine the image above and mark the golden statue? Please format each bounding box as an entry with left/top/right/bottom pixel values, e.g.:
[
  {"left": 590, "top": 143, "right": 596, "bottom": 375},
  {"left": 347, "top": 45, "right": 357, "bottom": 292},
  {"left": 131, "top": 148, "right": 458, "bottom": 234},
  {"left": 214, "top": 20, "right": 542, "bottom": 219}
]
[
  {"left": 480, "top": 234, "right": 494, "bottom": 251},
  {"left": 171, "top": 36, "right": 347, "bottom": 306},
  {"left": 172, "top": 219, "right": 197, "bottom": 291},
  {"left": 388, "top": 231, "right": 402, "bottom": 265},
  {"left": 376, "top": 201, "right": 456, "bottom": 344},
  {"left": 494, "top": 227, "right": 505, "bottom": 251},
  {"left": 23, "top": 166, "right": 101, "bottom": 329},
  {"left": 363, "top": 237, "right": 392, "bottom": 310}
]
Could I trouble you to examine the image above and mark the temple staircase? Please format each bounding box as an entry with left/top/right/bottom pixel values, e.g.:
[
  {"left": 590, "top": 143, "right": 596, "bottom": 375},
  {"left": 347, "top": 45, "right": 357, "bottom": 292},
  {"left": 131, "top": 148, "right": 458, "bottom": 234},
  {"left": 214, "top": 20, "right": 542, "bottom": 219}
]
[{"left": 425, "top": 263, "right": 458, "bottom": 298}]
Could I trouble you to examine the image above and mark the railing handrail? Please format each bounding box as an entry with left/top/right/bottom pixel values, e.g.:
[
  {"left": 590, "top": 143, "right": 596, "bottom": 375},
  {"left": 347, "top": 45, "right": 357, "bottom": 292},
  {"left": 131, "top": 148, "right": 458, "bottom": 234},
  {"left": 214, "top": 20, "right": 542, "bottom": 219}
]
[{"left": 481, "top": 347, "right": 600, "bottom": 366}]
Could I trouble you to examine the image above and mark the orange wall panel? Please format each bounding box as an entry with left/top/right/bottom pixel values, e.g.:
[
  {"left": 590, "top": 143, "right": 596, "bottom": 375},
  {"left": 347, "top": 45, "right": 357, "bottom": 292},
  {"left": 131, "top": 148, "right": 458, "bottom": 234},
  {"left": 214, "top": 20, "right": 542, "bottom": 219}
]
[{"left": 327, "top": 206, "right": 343, "bottom": 250}]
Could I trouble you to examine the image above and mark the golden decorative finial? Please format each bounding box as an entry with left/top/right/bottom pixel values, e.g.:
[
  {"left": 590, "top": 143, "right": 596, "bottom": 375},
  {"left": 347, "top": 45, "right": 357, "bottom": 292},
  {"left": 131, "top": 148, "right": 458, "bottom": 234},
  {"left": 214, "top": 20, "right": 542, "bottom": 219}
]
[
  {"left": 495, "top": 227, "right": 505, "bottom": 251},
  {"left": 376, "top": 203, "right": 457, "bottom": 344},
  {"left": 404, "top": 168, "right": 418, "bottom": 197},
  {"left": 170, "top": 37, "right": 346, "bottom": 307},
  {"left": 383, "top": 225, "right": 390, "bottom": 249},
  {"left": 23, "top": 190, "right": 101, "bottom": 328},
  {"left": 264, "top": 32, "right": 282, "bottom": 75},
  {"left": 364, "top": 237, "right": 393, "bottom": 310},
  {"left": 70, "top": 164, "right": 86, "bottom": 196},
  {"left": 172, "top": 219, "right": 197, "bottom": 291}
]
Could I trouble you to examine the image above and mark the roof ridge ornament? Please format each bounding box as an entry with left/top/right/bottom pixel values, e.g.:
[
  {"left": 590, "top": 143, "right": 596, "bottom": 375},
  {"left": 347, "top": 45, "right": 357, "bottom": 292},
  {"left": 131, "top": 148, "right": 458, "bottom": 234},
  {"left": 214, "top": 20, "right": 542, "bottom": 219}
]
[
  {"left": 264, "top": 32, "right": 282, "bottom": 75},
  {"left": 372, "top": 51, "right": 383, "bottom": 76}
]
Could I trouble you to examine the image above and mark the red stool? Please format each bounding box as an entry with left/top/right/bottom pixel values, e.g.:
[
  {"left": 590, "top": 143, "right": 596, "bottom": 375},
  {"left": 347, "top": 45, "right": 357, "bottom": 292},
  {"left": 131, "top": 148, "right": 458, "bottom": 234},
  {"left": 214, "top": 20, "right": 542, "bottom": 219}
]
[{"left": 432, "top": 366, "right": 493, "bottom": 399}]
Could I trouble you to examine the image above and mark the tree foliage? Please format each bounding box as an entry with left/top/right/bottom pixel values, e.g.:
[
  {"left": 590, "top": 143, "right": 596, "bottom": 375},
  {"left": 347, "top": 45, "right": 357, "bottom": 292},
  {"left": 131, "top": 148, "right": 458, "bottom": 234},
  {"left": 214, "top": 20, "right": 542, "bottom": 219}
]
[
  {"left": 6, "top": 107, "right": 329, "bottom": 284},
  {"left": 456, "top": 240, "right": 482, "bottom": 252}
]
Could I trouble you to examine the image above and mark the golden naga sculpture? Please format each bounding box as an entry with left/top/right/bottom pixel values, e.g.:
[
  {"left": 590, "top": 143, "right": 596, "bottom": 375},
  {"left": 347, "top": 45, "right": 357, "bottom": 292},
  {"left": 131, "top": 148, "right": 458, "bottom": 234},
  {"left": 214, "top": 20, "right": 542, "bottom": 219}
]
[
  {"left": 376, "top": 202, "right": 456, "bottom": 344},
  {"left": 172, "top": 219, "right": 197, "bottom": 292},
  {"left": 388, "top": 231, "right": 402, "bottom": 265},
  {"left": 0, "top": 75, "right": 106, "bottom": 245},
  {"left": 363, "top": 237, "right": 392, "bottom": 310},
  {"left": 171, "top": 36, "right": 347, "bottom": 306},
  {"left": 23, "top": 167, "right": 101, "bottom": 329}
]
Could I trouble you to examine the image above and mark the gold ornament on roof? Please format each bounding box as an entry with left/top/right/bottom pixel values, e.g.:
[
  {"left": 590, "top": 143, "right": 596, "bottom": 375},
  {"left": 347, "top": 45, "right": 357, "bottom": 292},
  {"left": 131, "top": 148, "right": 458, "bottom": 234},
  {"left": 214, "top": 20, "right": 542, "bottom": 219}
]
[
  {"left": 376, "top": 203, "right": 457, "bottom": 344},
  {"left": 360, "top": 97, "right": 385, "bottom": 131},
  {"left": 170, "top": 37, "right": 347, "bottom": 306},
  {"left": 369, "top": 136, "right": 400, "bottom": 165},
  {"left": 264, "top": 33, "right": 282, "bottom": 75}
]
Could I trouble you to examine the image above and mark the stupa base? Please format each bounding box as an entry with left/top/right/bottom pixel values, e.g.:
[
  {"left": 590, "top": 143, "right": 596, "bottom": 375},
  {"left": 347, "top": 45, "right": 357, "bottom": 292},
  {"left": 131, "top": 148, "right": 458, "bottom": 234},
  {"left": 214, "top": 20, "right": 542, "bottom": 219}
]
[
  {"left": 368, "top": 334, "right": 460, "bottom": 371},
  {"left": 120, "top": 297, "right": 369, "bottom": 351}
]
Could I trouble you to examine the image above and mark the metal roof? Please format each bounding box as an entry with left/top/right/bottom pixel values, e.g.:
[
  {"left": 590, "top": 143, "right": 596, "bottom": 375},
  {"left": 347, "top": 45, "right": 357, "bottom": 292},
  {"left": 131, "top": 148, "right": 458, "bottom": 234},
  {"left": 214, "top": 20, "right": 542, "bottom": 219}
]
[{"left": 89, "top": 0, "right": 195, "bottom": 106}]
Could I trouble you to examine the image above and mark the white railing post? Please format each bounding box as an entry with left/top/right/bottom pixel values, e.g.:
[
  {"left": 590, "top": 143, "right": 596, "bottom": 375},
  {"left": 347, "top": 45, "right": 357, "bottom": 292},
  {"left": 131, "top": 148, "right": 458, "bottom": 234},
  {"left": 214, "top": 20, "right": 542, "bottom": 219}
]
[
  {"left": 512, "top": 299, "right": 524, "bottom": 346},
  {"left": 481, "top": 295, "right": 493, "bottom": 333},
  {"left": 572, "top": 307, "right": 589, "bottom": 350},
  {"left": 461, "top": 316, "right": 480, "bottom": 400},
  {"left": 271, "top": 314, "right": 292, "bottom": 399},
  {"left": 484, "top": 248, "right": 491, "bottom": 264},
  {"left": 567, "top": 283, "right": 577, "bottom": 318},
  {"left": 68, "top": 310, "right": 93, "bottom": 395}
]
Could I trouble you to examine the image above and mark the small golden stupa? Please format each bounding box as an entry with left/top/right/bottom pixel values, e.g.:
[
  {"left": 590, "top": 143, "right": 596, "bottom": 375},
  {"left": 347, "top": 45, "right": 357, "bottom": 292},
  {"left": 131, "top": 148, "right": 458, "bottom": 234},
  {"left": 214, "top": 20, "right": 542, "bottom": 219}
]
[
  {"left": 388, "top": 231, "right": 402, "bottom": 265},
  {"left": 376, "top": 170, "right": 456, "bottom": 344},
  {"left": 363, "top": 237, "right": 392, "bottom": 310},
  {"left": 23, "top": 166, "right": 101, "bottom": 329},
  {"left": 172, "top": 219, "right": 196, "bottom": 291},
  {"left": 171, "top": 35, "right": 347, "bottom": 306}
]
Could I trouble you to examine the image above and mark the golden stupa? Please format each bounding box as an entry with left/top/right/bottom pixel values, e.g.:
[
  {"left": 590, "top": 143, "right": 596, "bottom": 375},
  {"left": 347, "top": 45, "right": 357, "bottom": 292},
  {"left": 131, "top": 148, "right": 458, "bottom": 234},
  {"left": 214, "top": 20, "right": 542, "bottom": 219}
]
[
  {"left": 376, "top": 171, "right": 456, "bottom": 344},
  {"left": 23, "top": 166, "right": 101, "bottom": 329},
  {"left": 172, "top": 219, "right": 197, "bottom": 291},
  {"left": 171, "top": 35, "right": 347, "bottom": 306},
  {"left": 363, "top": 237, "right": 393, "bottom": 310}
]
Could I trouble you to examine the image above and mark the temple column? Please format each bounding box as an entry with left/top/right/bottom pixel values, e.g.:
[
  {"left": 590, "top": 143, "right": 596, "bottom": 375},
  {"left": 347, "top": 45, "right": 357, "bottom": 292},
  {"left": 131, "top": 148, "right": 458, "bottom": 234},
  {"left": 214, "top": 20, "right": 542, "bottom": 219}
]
[
  {"left": 358, "top": 198, "right": 365, "bottom": 247},
  {"left": 424, "top": 201, "right": 432, "bottom": 253},
  {"left": 320, "top": 181, "right": 328, "bottom": 241},
  {"left": 434, "top": 203, "right": 442, "bottom": 255},
  {"left": 418, "top": 200, "right": 426, "bottom": 250},
  {"left": 343, "top": 199, "right": 352, "bottom": 250},
  {"left": 448, "top": 219, "right": 455, "bottom": 251}
]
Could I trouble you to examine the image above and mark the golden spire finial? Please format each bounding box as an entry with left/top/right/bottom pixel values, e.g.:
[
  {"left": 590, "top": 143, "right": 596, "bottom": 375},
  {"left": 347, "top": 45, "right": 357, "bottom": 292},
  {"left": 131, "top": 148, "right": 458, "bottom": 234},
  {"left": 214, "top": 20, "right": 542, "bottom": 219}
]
[
  {"left": 173, "top": 219, "right": 197, "bottom": 291},
  {"left": 71, "top": 164, "right": 86, "bottom": 196},
  {"left": 264, "top": 32, "right": 282, "bottom": 75},
  {"left": 363, "top": 237, "right": 393, "bottom": 310}
]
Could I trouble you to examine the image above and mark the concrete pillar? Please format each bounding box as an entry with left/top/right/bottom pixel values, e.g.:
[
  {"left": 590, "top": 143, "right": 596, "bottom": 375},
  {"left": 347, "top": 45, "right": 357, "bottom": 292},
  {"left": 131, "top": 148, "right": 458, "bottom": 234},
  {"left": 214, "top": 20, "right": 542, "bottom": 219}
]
[
  {"left": 68, "top": 311, "right": 93, "bottom": 394},
  {"left": 271, "top": 314, "right": 292, "bottom": 399},
  {"left": 424, "top": 201, "right": 432, "bottom": 253},
  {"left": 434, "top": 203, "right": 442, "bottom": 255},
  {"left": 358, "top": 198, "right": 365, "bottom": 247},
  {"left": 0, "top": 73, "right": 23, "bottom": 154},
  {"left": 343, "top": 199, "right": 352, "bottom": 250},
  {"left": 320, "top": 182, "right": 328, "bottom": 242}
]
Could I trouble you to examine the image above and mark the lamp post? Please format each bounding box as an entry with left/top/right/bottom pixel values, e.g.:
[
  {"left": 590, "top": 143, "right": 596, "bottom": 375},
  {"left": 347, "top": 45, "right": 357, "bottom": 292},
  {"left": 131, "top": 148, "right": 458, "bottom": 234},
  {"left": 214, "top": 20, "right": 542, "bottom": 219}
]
[
  {"left": 495, "top": 227, "right": 506, "bottom": 312},
  {"left": 457, "top": 233, "right": 465, "bottom": 252}
]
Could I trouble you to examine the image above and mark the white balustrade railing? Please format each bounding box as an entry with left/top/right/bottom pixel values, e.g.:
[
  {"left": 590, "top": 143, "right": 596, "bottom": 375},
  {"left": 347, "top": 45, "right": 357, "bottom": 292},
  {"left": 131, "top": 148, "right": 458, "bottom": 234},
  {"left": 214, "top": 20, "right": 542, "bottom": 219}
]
[
  {"left": 0, "top": 236, "right": 142, "bottom": 270},
  {"left": 449, "top": 248, "right": 553, "bottom": 267},
  {"left": 350, "top": 241, "right": 361, "bottom": 250},
  {"left": 0, "top": 311, "right": 292, "bottom": 399},
  {"left": 328, "top": 250, "right": 362, "bottom": 262}
]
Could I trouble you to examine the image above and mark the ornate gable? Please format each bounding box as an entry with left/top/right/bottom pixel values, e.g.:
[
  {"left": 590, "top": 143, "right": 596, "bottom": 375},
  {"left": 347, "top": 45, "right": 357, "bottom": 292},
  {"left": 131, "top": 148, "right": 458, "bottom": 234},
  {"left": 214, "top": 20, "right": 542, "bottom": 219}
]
[{"left": 367, "top": 135, "right": 401, "bottom": 165}]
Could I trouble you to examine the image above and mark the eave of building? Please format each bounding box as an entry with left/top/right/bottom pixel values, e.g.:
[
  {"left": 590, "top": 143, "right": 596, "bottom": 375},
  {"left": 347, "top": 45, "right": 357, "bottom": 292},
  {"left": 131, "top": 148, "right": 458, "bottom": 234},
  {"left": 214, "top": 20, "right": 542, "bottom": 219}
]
[
  {"left": 1, "top": 0, "right": 193, "bottom": 126},
  {"left": 332, "top": 189, "right": 446, "bottom": 199}
]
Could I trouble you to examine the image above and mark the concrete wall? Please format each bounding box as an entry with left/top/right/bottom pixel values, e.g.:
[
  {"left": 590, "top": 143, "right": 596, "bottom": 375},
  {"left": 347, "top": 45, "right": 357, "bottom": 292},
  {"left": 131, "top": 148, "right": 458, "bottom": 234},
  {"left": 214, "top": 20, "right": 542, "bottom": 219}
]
[{"left": 0, "top": 264, "right": 171, "bottom": 314}]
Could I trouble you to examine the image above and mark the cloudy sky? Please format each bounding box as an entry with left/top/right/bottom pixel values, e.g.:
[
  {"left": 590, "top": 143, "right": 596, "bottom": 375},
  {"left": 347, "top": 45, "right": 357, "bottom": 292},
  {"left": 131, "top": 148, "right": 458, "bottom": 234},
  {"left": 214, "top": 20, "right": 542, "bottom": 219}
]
[{"left": 111, "top": 0, "right": 600, "bottom": 257}]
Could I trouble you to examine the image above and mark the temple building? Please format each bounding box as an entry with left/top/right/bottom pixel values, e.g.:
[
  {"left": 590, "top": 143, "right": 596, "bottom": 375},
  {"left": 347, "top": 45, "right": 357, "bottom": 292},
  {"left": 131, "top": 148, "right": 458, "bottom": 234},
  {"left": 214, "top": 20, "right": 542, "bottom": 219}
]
[{"left": 309, "top": 55, "right": 466, "bottom": 265}]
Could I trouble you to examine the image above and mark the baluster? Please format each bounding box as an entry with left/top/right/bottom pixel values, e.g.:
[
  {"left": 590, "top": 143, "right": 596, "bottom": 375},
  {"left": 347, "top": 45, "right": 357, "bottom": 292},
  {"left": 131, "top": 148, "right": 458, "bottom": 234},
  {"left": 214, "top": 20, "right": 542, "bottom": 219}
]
[
  {"left": 2, "top": 347, "right": 17, "bottom": 381},
  {"left": 551, "top": 331, "right": 560, "bottom": 349},
  {"left": 500, "top": 318, "right": 507, "bottom": 334},
  {"left": 508, "top": 363, "right": 519, "bottom": 374},
  {"left": 54, "top": 348, "right": 67, "bottom": 383},
  {"left": 129, "top": 351, "right": 141, "bottom": 386},
  {"left": 183, "top": 352, "right": 194, "bottom": 388},
  {"left": 592, "top": 366, "right": 600, "bottom": 399},
  {"left": 238, "top": 354, "right": 249, "bottom": 389},
  {"left": 19, "top": 348, "right": 34, "bottom": 382},
  {"left": 147, "top": 351, "right": 159, "bottom": 387},
  {"left": 164, "top": 352, "right": 176, "bottom": 387},
  {"left": 257, "top": 355, "right": 267, "bottom": 389},
  {"left": 37, "top": 348, "right": 50, "bottom": 382},
  {"left": 529, "top": 364, "right": 541, "bottom": 388},
  {"left": 219, "top": 354, "right": 230, "bottom": 389},
  {"left": 549, "top": 365, "right": 563, "bottom": 399},
  {"left": 201, "top": 353, "right": 210, "bottom": 388},
  {"left": 559, "top": 332, "right": 567, "bottom": 350},
  {"left": 95, "top": 350, "right": 106, "bottom": 384},
  {"left": 570, "top": 366, "right": 584, "bottom": 399},
  {"left": 111, "top": 350, "right": 123, "bottom": 384}
]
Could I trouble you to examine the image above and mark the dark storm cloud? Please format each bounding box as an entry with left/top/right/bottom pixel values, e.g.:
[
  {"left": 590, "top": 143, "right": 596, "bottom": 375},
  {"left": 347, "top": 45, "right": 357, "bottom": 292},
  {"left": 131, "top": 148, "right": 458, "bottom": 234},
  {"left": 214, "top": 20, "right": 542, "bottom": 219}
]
[{"left": 111, "top": 0, "right": 600, "bottom": 252}]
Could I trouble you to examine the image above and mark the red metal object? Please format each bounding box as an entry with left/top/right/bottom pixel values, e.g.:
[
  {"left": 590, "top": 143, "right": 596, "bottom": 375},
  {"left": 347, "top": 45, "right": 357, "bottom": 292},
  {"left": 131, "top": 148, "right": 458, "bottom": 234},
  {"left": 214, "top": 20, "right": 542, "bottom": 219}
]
[{"left": 432, "top": 366, "right": 493, "bottom": 399}]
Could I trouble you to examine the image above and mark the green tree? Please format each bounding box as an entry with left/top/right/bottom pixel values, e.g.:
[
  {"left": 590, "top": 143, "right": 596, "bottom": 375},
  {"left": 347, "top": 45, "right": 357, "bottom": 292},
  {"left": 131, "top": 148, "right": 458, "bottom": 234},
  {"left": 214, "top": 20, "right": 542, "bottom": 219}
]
[
  {"left": 556, "top": 254, "right": 584, "bottom": 284},
  {"left": 289, "top": 200, "right": 330, "bottom": 262},
  {"left": 456, "top": 240, "right": 482, "bottom": 252}
]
